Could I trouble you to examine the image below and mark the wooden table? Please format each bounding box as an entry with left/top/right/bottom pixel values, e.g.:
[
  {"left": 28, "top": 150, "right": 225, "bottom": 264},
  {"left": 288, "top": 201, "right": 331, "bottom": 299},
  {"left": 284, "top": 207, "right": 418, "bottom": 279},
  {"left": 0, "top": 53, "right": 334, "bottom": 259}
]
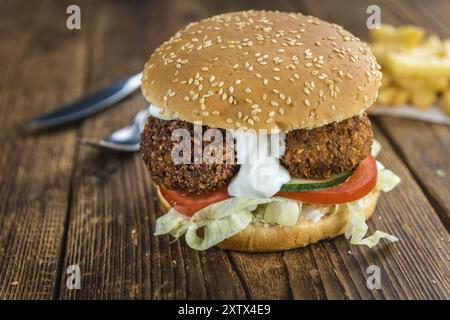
[{"left": 0, "top": 0, "right": 449, "bottom": 300}]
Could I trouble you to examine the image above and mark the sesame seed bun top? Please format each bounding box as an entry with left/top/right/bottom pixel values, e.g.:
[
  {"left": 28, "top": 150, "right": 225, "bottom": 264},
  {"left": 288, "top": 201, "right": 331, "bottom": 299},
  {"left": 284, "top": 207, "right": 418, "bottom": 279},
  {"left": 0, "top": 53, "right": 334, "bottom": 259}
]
[{"left": 141, "top": 10, "right": 381, "bottom": 132}]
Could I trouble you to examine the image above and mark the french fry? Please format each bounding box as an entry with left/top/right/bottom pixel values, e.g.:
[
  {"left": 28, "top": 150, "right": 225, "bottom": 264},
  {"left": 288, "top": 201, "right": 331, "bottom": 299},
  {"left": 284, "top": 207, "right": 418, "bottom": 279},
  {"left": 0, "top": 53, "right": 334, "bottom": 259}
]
[
  {"left": 387, "top": 51, "right": 450, "bottom": 77},
  {"left": 395, "top": 75, "right": 447, "bottom": 92},
  {"left": 377, "top": 86, "right": 398, "bottom": 106},
  {"left": 370, "top": 24, "right": 450, "bottom": 113},
  {"left": 370, "top": 24, "right": 425, "bottom": 47},
  {"left": 442, "top": 89, "right": 450, "bottom": 115},
  {"left": 410, "top": 89, "right": 436, "bottom": 110},
  {"left": 381, "top": 71, "right": 392, "bottom": 87},
  {"left": 390, "top": 88, "right": 409, "bottom": 106}
]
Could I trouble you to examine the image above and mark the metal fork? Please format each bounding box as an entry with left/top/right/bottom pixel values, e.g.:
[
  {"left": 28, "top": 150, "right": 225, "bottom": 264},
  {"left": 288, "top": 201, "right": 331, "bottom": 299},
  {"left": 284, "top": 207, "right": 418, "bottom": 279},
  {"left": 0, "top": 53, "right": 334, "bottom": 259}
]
[{"left": 80, "top": 107, "right": 150, "bottom": 152}]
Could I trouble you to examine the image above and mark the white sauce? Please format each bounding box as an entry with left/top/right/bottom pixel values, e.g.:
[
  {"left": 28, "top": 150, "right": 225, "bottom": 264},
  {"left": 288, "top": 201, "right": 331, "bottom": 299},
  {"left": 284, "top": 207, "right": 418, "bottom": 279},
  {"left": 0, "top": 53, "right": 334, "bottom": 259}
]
[
  {"left": 228, "top": 130, "right": 291, "bottom": 199},
  {"left": 148, "top": 105, "right": 290, "bottom": 200},
  {"left": 148, "top": 104, "right": 178, "bottom": 121}
]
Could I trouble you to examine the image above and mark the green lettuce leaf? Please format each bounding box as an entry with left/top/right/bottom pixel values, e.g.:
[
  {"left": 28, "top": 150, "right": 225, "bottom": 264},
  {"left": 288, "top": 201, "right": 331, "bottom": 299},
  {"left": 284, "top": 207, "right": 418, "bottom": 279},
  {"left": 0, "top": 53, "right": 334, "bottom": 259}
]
[
  {"left": 263, "top": 199, "right": 300, "bottom": 226},
  {"left": 345, "top": 200, "right": 399, "bottom": 248},
  {"left": 154, "top": 197, "right": 271, "bottom": 251}
]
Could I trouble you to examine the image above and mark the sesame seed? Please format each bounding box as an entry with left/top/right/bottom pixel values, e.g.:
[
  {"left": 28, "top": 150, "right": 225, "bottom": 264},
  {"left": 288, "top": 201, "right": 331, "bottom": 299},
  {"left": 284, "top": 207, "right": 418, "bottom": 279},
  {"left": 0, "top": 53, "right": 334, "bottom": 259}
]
[
  {"left": 245, "top": 88, "right": 252, "bottom": 93},
  {"left": 270, "top": 101, "right": 279, "bottom": 107},
  {"left": 304, "top": 99, "right": 311, "bottom": 107},
  {"left": 229, "top": 86, "right": 235, "bottom": 94},
  {"left": 273, "top": 76, "right": 280, "bottom": 81}
]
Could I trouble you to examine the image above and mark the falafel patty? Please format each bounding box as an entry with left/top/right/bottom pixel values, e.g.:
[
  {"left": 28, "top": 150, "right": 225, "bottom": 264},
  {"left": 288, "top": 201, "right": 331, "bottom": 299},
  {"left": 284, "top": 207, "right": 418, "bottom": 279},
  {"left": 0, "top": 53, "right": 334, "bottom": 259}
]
[
  {"left": 141, "top": 117, "right": 238, "bottom": 195},
  {"left": 281, "top": 114, "right": 373, "bottom": 180}
]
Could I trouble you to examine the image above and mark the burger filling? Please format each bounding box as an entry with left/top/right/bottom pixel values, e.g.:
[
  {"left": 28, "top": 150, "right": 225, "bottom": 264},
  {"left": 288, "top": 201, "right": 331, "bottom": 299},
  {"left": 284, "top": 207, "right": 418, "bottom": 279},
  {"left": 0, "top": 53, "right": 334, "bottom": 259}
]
[{"left": 141, "top": 112, "right": 401, "bottom": 250}]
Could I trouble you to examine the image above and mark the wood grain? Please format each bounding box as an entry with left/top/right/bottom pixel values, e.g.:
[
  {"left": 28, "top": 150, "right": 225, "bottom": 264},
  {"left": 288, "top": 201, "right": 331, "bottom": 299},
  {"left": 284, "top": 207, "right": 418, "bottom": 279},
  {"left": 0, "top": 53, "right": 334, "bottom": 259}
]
[
  {"left": 0, "top": 0, "right": 448, "bottom": 300},
  {"left": 0, "top": 0, "right": 86, "bottom": 299},
  {"left": 56, "top": 0, "right": 247, "bottom": 300},
  {"left": 226, "top": 126, "right": 450, "bottom": 300},
  {"left": 299, "top": 0, "right": 450, "bottom": 228}
]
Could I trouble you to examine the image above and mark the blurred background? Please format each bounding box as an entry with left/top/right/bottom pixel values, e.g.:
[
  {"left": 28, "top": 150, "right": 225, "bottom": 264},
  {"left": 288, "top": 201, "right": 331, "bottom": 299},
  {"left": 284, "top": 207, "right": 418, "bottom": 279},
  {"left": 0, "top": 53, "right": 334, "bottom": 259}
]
[{"left": 0, "top": 0, "right": 449, "bottom": 300}]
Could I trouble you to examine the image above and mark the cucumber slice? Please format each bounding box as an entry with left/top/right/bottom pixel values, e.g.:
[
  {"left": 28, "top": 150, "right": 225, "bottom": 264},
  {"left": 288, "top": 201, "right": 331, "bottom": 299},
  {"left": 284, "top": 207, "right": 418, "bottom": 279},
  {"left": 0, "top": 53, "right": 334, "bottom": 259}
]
[{"left": 279, "top": 170, "right": 354, "bottom": 192}]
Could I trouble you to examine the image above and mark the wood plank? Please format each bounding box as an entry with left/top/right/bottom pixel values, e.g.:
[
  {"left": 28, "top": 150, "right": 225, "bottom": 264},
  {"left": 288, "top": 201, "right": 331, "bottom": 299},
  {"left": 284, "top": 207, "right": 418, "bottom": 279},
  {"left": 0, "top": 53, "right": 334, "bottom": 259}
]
[
  {"left": 219, "top": 134, "right": 450, "bottom": 298},
  {"left": 175, "top": 125, "right": 450, "bottom": 299},
  {"left": 0, "top": 0, "right": 86, "bottom": 299},
  {"left": 373, "top": 0, "right": 450, "bottom": 228},
  {"left": 57, "top": 0, "right": 246, "bottom": 300},
  {"left": 297, "top": 0, "right": 450, "bottom": 227},
  {"left": 33, "top": 0, "right": 448, "bottom": 300},
  {"left": 284, "top": 126, "right": 450, "bottom": 299},
  {"left": 211, "top": 0, "right": 449, "bottom": 300}
]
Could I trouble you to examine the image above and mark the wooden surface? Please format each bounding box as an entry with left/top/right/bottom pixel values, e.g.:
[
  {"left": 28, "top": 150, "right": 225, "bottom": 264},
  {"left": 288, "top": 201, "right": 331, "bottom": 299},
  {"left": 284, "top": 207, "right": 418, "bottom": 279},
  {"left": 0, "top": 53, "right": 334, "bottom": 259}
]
[{"left": 0, "top": 0, "right": 449, "bottom": 300}]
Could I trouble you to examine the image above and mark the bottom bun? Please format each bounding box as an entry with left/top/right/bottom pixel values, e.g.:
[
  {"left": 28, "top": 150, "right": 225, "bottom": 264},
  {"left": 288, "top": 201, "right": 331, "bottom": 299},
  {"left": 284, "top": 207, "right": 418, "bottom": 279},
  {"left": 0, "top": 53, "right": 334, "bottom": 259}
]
[{"left": 156, "top": 186, "right": 380, "bottom": 253}]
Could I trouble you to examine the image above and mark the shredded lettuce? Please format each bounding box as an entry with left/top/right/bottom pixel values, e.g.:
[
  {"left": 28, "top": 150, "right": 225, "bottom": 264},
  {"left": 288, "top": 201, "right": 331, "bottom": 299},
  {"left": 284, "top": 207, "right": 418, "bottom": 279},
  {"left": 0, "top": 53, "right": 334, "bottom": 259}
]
[
  {"left": 345, "top": 201, "right": 399, "bottom": 247},
  {"left": 372, "top": 139, "right": 382, "bottom": 157},
  {"left": 378, "top": 168, "right": 401, "bottom": 192},
  {"left": 343, "top": 153, "right": 401, "bottom": 247},
  {"left": 155, "top": 140, "right": 402, "bottom": 251},
  {"left": 154, "top": 210, "right": 190, "bottom": 238},
  {"left": 263, "top": 200, "right": 300, "bottom": 226},
  {"left": 302, "top": 206, "right": 327, "bottom": 223},
  {"left": 154, "top": 196, "right": 304, "bottom": 250},
  {"left": 154, "top": 197, "right": 271, "bottom": 251}
]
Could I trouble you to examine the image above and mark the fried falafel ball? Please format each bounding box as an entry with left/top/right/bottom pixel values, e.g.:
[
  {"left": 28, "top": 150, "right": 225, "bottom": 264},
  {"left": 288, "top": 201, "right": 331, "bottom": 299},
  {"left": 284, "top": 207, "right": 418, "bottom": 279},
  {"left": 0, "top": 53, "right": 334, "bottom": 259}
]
[
  {"left": 141, "top": 117, "right": 238, "bottom": 195},
  {"left": 281, "top": 114, "right": 373, "bottom": 180}
]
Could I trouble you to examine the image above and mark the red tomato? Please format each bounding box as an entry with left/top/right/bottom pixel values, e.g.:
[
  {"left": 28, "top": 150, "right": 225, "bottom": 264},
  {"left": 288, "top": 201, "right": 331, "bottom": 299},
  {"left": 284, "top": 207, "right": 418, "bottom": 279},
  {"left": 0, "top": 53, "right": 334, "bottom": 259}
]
[
  {"left": 159, "top": 185, "right": 231, "bottom": 216},
  {"left": 277, "top": 155, "right": 378, "bottom": 204}
]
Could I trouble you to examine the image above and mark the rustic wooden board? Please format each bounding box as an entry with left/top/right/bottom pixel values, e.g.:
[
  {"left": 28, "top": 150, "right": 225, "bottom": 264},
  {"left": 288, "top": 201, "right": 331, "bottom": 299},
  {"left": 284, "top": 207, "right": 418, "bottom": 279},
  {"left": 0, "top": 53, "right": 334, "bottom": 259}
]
[
  {"left": 0, "top": 0, "right": 86, "bottom": 299},
  {"left": 0, "top": 0, "right": 449, "bottom": 300},
  {"left": 299, "top": 0, "right": 450, "bottom": 227}
]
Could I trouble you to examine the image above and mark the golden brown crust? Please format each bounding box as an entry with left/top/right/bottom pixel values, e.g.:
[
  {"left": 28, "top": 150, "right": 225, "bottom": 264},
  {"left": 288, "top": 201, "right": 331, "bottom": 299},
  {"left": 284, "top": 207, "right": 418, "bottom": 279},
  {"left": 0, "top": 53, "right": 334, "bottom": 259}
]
[
  {"left": 142, "top": 10, "right": 381, "bottom": 132},
  {"left": 156, "top": 186, "right": 379, "bottom": 252},
  {"left": 281, "top": 114, "right": 373, "bottom": 179},
  {"left": 141, "top": 117, "right": 238, "bottom": 195}
]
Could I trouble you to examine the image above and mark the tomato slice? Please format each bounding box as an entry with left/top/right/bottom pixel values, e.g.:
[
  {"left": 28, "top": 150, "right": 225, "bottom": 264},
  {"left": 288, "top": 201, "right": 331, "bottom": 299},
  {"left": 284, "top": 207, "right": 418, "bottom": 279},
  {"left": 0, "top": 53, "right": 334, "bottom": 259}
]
[
  {"left": 159, "top": 185, "right": 231, "bottom": 216},
  {"left": 277, "top": 155, "right": 377, "bottom": 204}
]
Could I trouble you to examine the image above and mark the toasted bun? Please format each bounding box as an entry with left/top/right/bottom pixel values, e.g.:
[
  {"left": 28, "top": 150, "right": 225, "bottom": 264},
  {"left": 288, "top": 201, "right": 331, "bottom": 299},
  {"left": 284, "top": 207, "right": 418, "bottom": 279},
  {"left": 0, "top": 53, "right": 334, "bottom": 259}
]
[
  {"left": 156, "top": 186, "right": 380, "bottom": 252},
  {"left": 142, "top": 10, "right": 381, "bottom": 132}
]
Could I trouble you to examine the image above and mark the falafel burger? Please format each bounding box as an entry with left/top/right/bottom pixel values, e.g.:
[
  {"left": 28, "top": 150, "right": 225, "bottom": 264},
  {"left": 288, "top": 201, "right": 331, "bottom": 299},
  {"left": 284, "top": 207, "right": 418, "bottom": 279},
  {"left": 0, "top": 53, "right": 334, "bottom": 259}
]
[{"left": 140, "top": 10, "right": 401, "bottom": 252}]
